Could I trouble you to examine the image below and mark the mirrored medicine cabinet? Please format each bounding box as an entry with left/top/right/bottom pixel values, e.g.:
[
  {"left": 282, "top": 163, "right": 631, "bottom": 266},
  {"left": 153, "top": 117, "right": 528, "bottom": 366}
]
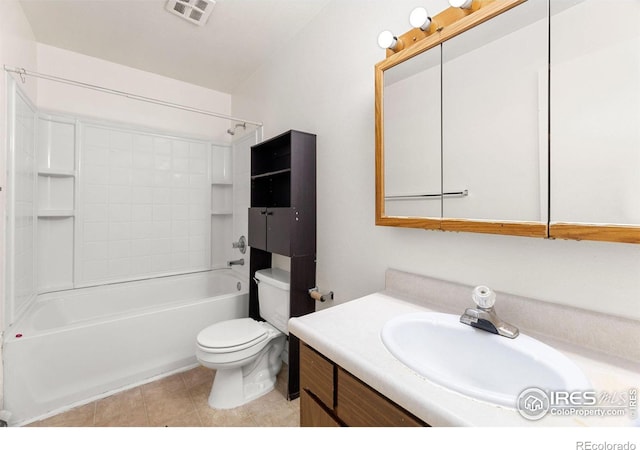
[{"left": 375, "top": 0, "right": 640, "bottom": 244}]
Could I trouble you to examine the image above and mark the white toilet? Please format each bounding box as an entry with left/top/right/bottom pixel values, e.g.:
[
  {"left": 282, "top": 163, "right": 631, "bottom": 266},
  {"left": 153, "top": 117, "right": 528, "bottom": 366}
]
[{"left": 196, "top": 268, "right": 289, "bottom": 409}]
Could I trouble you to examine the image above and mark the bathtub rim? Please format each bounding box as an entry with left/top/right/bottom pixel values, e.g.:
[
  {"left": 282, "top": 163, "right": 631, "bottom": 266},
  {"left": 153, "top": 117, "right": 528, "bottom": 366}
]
[{"left": 6, "top": 268, "right": 248, "bottom": 341}]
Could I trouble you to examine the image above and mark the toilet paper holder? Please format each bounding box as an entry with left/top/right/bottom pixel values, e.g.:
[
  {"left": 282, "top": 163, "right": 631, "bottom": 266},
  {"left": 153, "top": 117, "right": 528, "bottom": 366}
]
[{"left": 308, "top": 287, "right": 334, "bottom": 302}]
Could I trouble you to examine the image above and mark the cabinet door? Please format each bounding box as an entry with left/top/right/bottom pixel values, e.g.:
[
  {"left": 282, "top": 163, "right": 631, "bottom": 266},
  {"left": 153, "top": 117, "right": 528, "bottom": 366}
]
[
  {"left": 248, "top": 207, "right": 292, "bottom": 255},
  {"left": 265, "top": 207, "right": 291, "bottom": 256},
  {"left": 300, "top": 343, "right": 334, "bottom": 409},
  {"left": 336, "top": 368, "right": 425, "bottom": 427},
  {"left": 441, "top": 0, "right": 548, "bottom": 223},
  {"left": 300, "top": 391, "right": 341, "bottom": 427},
  {"left": 248, "top": 207, "right": 267, "bottom": 251},
  {"left": 382, "top": 44, "right": 442, "bottom": 219},
  {"left": 549, "top": 0, "right": 640, "bottom": 243}
]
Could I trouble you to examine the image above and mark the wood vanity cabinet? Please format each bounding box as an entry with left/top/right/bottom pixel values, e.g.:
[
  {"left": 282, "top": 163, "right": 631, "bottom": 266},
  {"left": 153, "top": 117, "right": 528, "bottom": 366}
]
[{"left": 299, "top": 341, "right": 428, "bottom": 427}]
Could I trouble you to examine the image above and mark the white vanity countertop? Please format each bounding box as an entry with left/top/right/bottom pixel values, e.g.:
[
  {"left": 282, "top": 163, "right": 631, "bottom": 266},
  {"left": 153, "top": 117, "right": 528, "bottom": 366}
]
[{"left": 288, "top": 292, "right": 639, "bottom": 427}]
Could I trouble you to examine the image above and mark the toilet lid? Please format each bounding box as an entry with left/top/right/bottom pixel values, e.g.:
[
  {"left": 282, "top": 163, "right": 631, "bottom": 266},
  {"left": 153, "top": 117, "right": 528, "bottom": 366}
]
[{"left": 197, "top": 318, "right": 267, "bottom": 350}]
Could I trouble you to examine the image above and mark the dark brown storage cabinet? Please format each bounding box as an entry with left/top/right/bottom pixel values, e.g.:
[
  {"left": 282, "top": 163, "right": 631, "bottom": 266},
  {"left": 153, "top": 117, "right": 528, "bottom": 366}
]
[{"left": 248, "top": 130, "right": 316, "bottom": 400}]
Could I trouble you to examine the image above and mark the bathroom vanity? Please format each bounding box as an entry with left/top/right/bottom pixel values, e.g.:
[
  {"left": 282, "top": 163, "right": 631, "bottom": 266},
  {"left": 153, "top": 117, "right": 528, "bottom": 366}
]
[
  {"left": 299, "top": 341, "right": 426, "bottom": 427},
  {"left": 289, "top": 270, "right": 639, "bottom": 427}
]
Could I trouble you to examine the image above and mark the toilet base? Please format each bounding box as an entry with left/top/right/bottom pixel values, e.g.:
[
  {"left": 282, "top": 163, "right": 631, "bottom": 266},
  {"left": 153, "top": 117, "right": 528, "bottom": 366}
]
[
  {"left": 208, "top": 366, "right": 277, "bottom": 409},
  {"left": 206, "top": 334, "right": 286, "bottom": 409}
]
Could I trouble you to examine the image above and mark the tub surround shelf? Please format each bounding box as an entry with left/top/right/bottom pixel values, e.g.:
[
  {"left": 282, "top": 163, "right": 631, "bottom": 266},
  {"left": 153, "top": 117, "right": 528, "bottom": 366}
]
[
  {"left": 37, "top": 210, "right": 75, "bottom": 218},
  {"left": 34, "top": 117, "right": 77, "bottom": 293},
  {"left": 211, "top": 181, "right": 232, "bottom": 223},
  {"left": 289, "top": 270, "right": 639, "bottom": 427},
  {"left": 37, "top": 169, "right": 76, "bottom": 177}
]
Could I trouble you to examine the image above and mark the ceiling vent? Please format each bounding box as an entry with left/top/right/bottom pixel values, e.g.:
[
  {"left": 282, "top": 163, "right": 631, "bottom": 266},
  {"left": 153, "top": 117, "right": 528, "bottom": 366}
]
[{"left": 166, "top": 0, "right": 216, "bottom": 26}]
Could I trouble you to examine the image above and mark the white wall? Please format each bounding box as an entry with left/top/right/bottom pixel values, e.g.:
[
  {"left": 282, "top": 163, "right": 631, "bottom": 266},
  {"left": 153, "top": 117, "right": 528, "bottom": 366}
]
[
  {"left": 232, "top": 0, "right": 640, "bottom": 321},
  {"left": 0, "top": 0, "right": 38, "bottom": 412},
  {"left": 36, "top": 44, "right": 232, "bottom": 143}
]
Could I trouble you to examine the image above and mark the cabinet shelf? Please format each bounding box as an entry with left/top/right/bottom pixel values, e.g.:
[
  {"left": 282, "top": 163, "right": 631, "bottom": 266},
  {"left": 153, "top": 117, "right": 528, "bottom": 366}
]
[
  {"left": 38, "top": 210, "right": 75, "bottom": 218},
  {"left": 38, "top": 169, "right": 76, "bottom": 178},
  {"left": 250, "top": 168, "right": 292, "bottom": 180},
  {"left": 251, "top": 170, "right": 292, "bottom": 207}
]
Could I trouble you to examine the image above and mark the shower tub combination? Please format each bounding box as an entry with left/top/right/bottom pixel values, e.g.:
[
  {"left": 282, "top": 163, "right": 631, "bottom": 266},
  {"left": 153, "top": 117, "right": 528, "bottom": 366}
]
[{"left": 3, "top": 269, "right": 248, "bottom": 425}]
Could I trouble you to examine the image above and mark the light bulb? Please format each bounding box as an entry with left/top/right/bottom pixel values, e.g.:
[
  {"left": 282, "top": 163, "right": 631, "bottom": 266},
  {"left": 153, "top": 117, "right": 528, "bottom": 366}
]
[
  {"left": 377, "top": 30, "right": 399, "bottom": 50},
  {"left": 409, "top": 7, "right": 431, "bottom": 31},
  {"left": 449, "top": 0, "right": 473, "bottom": 9}
]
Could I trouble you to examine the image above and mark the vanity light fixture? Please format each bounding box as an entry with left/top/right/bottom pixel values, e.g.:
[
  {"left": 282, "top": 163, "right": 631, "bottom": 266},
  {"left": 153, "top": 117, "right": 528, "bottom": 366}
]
[
  {"left": 449, "top": 0, "right": 473, "bottom": 9},
  {"left": 378, "top": 0, "right": 516, "bottom": 55},
  {"left": 409, "top": 7, "right": 432, "bottom": 31},
  {"left": 377, "top": 30, "right": 402, "bottom": 50}
]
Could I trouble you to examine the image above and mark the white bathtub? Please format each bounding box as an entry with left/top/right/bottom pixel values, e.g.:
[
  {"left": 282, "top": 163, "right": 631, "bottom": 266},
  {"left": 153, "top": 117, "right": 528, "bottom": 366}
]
[{"left": 3, "top": 269, "right": 249, "bottom": 425}]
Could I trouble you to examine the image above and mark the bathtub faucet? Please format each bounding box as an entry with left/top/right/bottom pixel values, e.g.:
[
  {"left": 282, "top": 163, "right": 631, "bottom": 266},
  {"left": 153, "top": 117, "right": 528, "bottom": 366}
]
[{"left": 227, "top": 258, "right": 245, "bottom": 267}]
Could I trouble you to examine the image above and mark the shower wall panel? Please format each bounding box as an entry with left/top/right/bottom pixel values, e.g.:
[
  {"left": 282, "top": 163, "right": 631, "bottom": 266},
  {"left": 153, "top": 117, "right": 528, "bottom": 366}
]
[
  {"left": 6, "top": 84, "right": 37, "bottom": 325},
  {"left": 76, "top": 124, "right": 212, "bottom": 286}
]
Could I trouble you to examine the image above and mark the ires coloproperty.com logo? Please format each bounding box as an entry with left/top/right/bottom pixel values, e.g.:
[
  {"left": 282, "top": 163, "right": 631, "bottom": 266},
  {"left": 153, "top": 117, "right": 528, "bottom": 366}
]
[{"left": 517, "top": 387, "right": 638, "bottom": 421}]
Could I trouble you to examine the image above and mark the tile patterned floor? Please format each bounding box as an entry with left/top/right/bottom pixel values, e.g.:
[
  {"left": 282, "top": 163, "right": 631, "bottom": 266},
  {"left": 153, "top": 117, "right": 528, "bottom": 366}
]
[{"left": 27, "top": 364, "right": 299, "bottom": 427}]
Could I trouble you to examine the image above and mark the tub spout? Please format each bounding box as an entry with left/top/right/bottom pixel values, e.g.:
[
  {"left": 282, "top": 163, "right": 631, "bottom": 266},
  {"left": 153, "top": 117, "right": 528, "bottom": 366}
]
[{"left": 227, "top": 258, "right": 244, "bottom": 267}]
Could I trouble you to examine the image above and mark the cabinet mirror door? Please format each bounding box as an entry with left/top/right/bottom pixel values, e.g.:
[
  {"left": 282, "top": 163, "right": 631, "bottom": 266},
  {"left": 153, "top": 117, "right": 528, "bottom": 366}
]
[
  {"left": 381, "top": 45, "right": 442, "bottom": 221},
  {"left": 441, "top": 0, "right": 548, "bottom": 225},
  {"left": 376, "top": 0, "right": 547, "bottom": 236},
  {"left": 550, "top": 0, "right": 640, "bottom": 244}
]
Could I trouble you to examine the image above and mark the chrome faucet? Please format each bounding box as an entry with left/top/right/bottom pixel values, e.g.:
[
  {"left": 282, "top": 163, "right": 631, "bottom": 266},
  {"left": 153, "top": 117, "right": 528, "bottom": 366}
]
[
  {"left": 460, "top": 286, "right": 519, "bottom": 339},
  {"left": 232, "top": 236, "right": 247, "bottom": 254},
  {"left": 227, "top": 258, "right": 244, "bottom": 267}
]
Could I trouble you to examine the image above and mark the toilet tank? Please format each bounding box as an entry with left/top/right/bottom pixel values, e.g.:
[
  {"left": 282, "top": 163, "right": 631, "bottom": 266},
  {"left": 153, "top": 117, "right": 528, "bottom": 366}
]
[{"left": 254, "top": 268, "right": 290, "bottom": 335}]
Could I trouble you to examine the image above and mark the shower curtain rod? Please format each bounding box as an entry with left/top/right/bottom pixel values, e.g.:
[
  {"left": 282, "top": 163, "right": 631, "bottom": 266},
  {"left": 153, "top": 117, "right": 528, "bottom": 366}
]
[{"left": 3, "top": 65, "right": 263, "bottom": 127}]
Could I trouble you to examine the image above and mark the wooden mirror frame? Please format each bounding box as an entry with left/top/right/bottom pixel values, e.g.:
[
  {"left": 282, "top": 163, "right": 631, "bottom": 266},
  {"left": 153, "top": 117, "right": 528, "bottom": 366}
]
[
  {"left": 374, "top": 0, "right": 547, "bottom": 238},
  {"left": 549, "top": 224, "right": 640, "bottom": 245},
  {"left": 375, "top": 0, "right": 640, "bottom": 244}
]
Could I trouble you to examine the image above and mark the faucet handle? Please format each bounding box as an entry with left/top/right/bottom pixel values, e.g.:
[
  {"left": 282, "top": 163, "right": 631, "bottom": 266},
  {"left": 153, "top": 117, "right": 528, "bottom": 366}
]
[
  {"left": 472, "top": 285, "right": 496, "bottom": 309},
  {"left": 232, "top": 236, "right": 247, "bottom": 254}
]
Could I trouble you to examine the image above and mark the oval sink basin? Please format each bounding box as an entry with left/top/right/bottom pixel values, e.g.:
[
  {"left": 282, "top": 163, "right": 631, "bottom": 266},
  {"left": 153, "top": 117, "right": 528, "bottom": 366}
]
[{"left": 381, "top": 312, "right": 591, "bottom": 408}]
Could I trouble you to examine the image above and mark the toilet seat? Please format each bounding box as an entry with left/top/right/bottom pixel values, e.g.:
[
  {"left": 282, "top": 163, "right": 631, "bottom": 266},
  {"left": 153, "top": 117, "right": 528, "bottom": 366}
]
[{"left": 197, "top": 318, "right": 270, "bottom": 354}]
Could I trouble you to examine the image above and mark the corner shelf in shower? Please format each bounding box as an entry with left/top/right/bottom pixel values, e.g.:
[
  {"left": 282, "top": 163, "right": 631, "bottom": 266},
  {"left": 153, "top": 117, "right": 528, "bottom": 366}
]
[
  {"left": 211, "top": 182, "right": 232, "bottom": 217},
  {"left": 37, "top": 169, "right": 76, "bottom": 178},
  {"left": 37, "top": 210, "right": 75, "bottom": 218}
]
